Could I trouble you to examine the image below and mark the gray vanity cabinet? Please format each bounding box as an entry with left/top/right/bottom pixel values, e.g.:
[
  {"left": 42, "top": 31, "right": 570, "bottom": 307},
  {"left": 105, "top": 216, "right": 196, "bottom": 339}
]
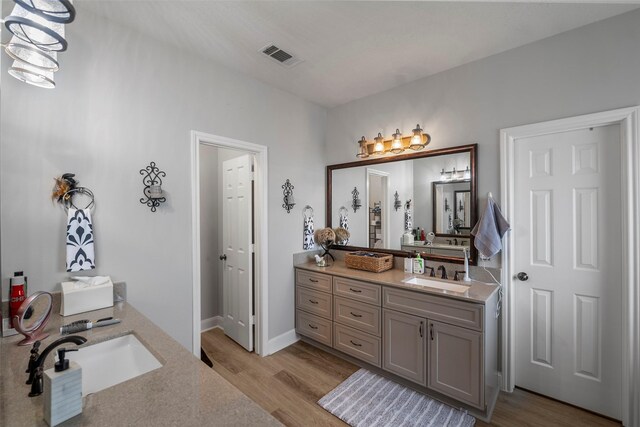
[
  {"left": 428, "top": 320, "right": 483, "bottom": 408},
  {"left": 382, "top": 309, "right": 426, "bottom": 386}
]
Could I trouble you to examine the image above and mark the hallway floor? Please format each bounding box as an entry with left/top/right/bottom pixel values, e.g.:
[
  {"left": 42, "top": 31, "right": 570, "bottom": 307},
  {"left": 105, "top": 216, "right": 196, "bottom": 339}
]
[{"left": 201, "top": 329, "right": 620, "bottom": 426}]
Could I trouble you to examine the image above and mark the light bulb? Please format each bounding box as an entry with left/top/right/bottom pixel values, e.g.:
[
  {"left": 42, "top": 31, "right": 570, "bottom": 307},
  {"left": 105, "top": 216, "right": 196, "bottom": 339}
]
[
  {"left": 373, "top": 133, "right": 385, "bottom": 154},
  {"left": 391, "top": 129, "right": 403, "bottom": 154}
]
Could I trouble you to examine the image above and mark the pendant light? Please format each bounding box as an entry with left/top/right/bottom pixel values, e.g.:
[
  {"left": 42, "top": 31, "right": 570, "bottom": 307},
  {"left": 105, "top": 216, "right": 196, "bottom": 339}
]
[
  {"left": 373, "top": 132, "right": 385, "bottom": 155},
  {"left": 356, "top": 136, "right": 369, "bottom": 158},
  {"left": 14, "top": 0, "right": 75, "bottom": 24},
  {"left": 391, "top": 129, "right": 404, "bottom": 154},
  {"left": 5, "top": 3, "right": 68, "bottom": 52},
  {"left": 5, "top": 36, "right": 59, "bottom": 71},
  {"left": 8, "top": 59, "right": 55, "bottom": 88}
]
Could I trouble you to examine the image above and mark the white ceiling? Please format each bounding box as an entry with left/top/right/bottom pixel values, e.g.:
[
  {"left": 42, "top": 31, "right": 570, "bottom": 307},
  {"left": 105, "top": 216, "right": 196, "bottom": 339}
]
[{"left": 81, "top": 1, "right": 638, "bottom": 107}]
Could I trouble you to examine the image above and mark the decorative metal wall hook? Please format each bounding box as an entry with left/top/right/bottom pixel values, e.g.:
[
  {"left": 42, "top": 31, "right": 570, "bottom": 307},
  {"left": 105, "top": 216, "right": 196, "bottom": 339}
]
[
  {"left": 282, "top": 179, "right": 295, "bottom": 213},
  {"left": 394, "top": 191, "right": 401, "bottom": 211},
  {"left": 351, "top": 187, "right": 361, "bottom": 212},
  {"left": 140, "top": 161, "right": 166, "bottom": 212}
]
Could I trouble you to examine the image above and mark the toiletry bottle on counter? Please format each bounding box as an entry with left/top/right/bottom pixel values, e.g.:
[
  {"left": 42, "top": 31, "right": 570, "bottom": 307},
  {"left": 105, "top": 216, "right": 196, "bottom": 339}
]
[
  {"left": 404, "top": 257, "right": 413, "bottom": 274},
  {"left": 9, "top": 271, "right": 26, "bottom": 328},
  {"left": 44, "top": 348, "right": 82, "bottom": 426},
  {"left": 413, "top": 253, "right": 425, "bottom": 275}
]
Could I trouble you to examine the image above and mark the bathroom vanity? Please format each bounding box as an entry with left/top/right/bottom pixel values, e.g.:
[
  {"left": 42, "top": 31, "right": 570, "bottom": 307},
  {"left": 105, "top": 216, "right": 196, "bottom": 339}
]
[
  {"left": 295, "top": 261, "right": 500, "bottom": 421},
  {"left": 0, "top": 297, "right": 280, "bottom": 427}
]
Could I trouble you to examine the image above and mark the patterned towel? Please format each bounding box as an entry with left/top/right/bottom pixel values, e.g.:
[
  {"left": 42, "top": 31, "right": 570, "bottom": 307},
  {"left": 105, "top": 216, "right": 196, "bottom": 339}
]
[
  {"left": 66, "top": 209, "right": 96, "bottom": 272},
  {"left": 303, "top": 215, "right": 315, "bottom": 250},
  {"left": 339, "top": 211, "right": 349, "bottom": 245}
]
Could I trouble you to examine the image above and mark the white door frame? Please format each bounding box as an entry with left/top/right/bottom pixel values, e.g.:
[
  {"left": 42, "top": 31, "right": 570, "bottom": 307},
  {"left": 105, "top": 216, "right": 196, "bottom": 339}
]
[
  {"left": 190, "top": 130, "right": 268, "bottom": 357},
  {"left": 500, "top": 106, "right": 640, "bottom": 426}
]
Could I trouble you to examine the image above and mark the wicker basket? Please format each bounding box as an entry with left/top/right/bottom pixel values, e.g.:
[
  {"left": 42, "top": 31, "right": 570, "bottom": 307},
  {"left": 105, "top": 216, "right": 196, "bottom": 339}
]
[{"left": 344, "top": 251, "right": 394, "bottom": 273}]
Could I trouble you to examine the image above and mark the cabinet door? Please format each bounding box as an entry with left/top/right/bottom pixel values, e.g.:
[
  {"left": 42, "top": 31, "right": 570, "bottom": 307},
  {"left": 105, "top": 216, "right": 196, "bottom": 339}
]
[
  {"left": 428, "top": 320, "right": 483, "bottom": 408},
  {"left": 382, "top": 309, "right": 426, "bottom": 386}
]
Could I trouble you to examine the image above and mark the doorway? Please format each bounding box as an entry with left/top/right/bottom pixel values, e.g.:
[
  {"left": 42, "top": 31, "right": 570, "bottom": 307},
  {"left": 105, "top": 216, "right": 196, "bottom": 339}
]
[
  {"left": 191, "top": 131, "right": 268, "bottom": 357},
  {"left": 500, "top": 107, "right": 640, "bottom": 426},
  {"left": 366, "top": 168, "right": 390, "bottom": 248}
]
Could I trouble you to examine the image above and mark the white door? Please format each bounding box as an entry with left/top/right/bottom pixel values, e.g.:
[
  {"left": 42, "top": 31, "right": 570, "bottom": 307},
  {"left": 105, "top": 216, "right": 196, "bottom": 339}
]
[
  {"left": 221, "top": 154, "right": 253, "bottom": 351},
  {"left": 514, "top": 125, "right": 622, "bottom": 419}
]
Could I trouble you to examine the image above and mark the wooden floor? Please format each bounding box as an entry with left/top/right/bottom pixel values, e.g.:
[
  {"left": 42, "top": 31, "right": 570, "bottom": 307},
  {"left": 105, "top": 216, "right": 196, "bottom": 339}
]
[{"left": 201, "top": 329, "right": 620, "bottom": 427}]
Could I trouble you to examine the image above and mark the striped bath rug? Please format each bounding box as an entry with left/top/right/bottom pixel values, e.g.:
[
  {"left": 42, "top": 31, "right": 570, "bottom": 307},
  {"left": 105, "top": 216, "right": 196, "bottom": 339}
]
[{"left": 318, "top": 369, "right": 475, "bottom": 427}]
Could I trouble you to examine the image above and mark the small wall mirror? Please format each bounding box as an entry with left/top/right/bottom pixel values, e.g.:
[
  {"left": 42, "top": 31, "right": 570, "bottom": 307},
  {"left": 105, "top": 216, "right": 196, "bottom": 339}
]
[
  {"left": 327, "top": 144, "right": 477, "bottom": 264},
  {"left": 13, "top": 291, "right": 53, "bottom": 346}
]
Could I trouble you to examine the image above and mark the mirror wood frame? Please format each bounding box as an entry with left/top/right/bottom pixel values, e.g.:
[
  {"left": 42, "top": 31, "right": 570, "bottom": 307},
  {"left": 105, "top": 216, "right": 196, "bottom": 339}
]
[{"left": 326, "top": 143, "right": 478, "bottom": 265}]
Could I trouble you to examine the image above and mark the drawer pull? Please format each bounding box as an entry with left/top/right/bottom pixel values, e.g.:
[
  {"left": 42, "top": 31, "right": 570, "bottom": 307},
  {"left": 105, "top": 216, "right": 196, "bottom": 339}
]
[
  {"left": 309, "top": 278, "right": 319, "bottom": 283},
  {"left": 308, "top": 299, "right": 319, "bottom": 304},
  {"left": 420, "top": 321, "right": 423, "bottom": 338},
  {"left": 349, "top": 288, "right": 362, "bottom": 293},
  {"left": 430, "top": 324, "right": 434, "bottom": 341},
  {"left": 350, "top": 312, "right": 363, "bottom": 318},
  {"left": 308, "top": 324, "right": 318, "bottom": 330},
  {"left": 349, "top": 340, "right": 362, "bottom": 347}
]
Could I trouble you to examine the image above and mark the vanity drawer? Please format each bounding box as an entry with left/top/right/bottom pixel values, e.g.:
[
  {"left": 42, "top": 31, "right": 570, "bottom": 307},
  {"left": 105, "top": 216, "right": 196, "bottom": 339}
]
[
  {"left": 296, "top": 269, "right": 332, "bottom": 293},
  {"left": 383, "top": 287, "right": 483, "bottom": 331},
  {"left": 296, "top": 287, "right": 332, "bottom": 319},
  {"left": 334, "top": 296, "right": 381, "bottom": 336},
  {"left": 296, "top": 310, "right": 332, "bottom": 347},
  {"left": 333, "top": 277, "right": 381, "bottom": 305},
  {"left": 333, "top": 323, "right": 381, "bottom": 367}
]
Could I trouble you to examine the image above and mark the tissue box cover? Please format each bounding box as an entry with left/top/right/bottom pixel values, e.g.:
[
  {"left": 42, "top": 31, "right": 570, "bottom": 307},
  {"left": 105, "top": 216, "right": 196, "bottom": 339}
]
[{"left": 60, "top": 278, "right": 114, "bottom": 316}]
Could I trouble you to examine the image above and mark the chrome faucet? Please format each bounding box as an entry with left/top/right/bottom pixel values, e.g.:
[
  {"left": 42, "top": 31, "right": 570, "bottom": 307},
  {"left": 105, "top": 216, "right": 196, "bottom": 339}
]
[
  {"left": 26, "top": 335, "right": 87, "bottom": 397},
  {"left": 437, "top": 265, "right": 448, "bottom": 280}
]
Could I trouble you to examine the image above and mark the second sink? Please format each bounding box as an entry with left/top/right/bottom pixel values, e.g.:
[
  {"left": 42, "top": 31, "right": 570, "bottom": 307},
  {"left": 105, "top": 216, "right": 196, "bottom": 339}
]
[
  {"left": 65, "top": 333, "right": 162, "bottom": 395},
  {"left": 402, "top": 277, "right": 470, "bottom": 293}
]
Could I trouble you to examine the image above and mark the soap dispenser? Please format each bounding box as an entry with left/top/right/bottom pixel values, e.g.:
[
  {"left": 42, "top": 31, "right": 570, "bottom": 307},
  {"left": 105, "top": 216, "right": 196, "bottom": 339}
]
[
  {"left": 44, "top": 348, "right": 82, "bottom": 426},
  {"left": 413, "top": 253, "right": 425, "bottom": 275}
]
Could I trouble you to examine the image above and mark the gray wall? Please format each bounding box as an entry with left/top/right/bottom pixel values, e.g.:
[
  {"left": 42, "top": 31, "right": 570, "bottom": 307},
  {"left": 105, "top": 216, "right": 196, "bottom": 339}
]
[
  {"left": 325, "top": 9, "right": 640, "bottom": 267},
  {"left": 1, "top": 10, "right": 327, "bottom": 349}
]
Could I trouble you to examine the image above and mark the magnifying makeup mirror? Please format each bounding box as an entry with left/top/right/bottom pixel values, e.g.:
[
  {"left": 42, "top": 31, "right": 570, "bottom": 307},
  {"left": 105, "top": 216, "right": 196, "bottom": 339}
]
[{"left": 12, "top": 291, "right": 53, "bottom": 346}]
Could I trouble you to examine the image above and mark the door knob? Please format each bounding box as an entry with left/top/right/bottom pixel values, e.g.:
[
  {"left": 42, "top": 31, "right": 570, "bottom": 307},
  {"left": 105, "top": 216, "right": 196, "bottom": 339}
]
[
  {"left": 516, "top": 272, "right": 529, "bottom": 281},
  {"left": 219, "top": 254, "right": 227, "bottom": 261}
]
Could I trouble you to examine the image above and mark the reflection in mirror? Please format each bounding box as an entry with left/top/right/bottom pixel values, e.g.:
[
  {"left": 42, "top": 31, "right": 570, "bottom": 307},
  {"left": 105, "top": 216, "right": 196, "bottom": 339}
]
[{"left": 328, "top": 145, "right": 477, "bottom": 263}]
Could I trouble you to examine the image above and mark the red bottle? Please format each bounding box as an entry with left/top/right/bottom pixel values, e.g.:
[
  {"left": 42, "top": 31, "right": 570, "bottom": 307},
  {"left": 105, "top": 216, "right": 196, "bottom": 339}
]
[
  {"left": 9, "top": 271, "right": 26, "bottom": 329},
  {"left": 420, "top": 229, "right": 426, "bottom": 241}
]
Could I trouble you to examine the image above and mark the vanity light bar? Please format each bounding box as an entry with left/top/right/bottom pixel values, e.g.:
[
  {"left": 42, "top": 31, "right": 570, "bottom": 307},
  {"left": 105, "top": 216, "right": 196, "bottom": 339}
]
[
  {"left": 440, "top": 166, "right": 471, "bottom": 181},
  {"left": 355, "top": 126, "right": 431, "bottom": 158}
]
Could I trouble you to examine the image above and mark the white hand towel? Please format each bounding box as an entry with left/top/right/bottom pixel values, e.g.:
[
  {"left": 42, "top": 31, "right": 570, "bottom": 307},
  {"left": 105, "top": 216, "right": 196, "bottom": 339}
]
[
  {"left": 471, "top": 197, "right": 511, "bottom": 258},
  {"left": 66, "top": 209, "right": 96, "bottom": 272}
]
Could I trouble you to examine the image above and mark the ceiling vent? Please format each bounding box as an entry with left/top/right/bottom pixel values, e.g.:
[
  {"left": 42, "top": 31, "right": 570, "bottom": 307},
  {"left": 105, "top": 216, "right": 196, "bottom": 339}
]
[{"left": 260, "top": 44, "right": 303, "bottom": 69}]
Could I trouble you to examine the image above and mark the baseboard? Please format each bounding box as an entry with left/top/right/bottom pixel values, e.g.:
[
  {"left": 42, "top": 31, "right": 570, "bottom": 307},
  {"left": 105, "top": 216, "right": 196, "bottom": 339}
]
[
  {"left": 201, "top": 316, "right": 223, "bottom": 332},
  {"left": 267, "top": 328, "right": 299, "bottom": 355}
]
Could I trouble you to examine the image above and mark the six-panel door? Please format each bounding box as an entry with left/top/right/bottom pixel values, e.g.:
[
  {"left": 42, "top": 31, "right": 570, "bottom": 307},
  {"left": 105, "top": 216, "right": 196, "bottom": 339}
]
[
  {"left": 427, "top": 320, "right": 483, "bottom": 408},
  {"left": 382, "top": 309, "right": 426, "bottom": 386}
]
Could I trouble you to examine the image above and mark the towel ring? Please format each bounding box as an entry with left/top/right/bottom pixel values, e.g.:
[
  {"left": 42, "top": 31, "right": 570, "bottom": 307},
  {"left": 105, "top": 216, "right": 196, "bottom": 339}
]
[
  {"left": 338, "top": 206, "right": 348, "bottom": 217},
  {"left": 303, "top": 205, "right": 314, "bottom": 218},
  {"left": 63, "top": 187, "right": 95, "bottom": 210}
]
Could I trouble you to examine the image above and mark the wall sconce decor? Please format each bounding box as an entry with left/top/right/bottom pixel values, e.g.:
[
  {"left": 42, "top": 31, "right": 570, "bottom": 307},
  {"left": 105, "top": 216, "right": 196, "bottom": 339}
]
[
  {"left": 440, "top": 165, "right": 470, "bottom": 181},
  {"left": 140, "top": 161, "right": 166, "bottom": 212},
  {"left": 355, "top": 124, "right": 430, "bottom": 158},
  {"left": 351, "top": 187, "right": 361, "bottom": 212},
  {"left": 394, "top": 191, "right": 402, "bottom": 211},
  {"left": 282, "top": 179, "right": 295, "bottom": 213},
  {"left": 444, "top": 197, "right": 450, "bottom": 212}
]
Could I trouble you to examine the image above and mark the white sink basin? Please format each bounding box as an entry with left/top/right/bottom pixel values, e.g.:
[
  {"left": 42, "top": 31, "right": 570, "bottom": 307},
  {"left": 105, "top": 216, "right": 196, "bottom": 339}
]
[
  {"left": 402, "top": 277, "right": 471, "bottom": 293},
  {"left": 65, "top": 334, "right": 162, "bottom": 395}
]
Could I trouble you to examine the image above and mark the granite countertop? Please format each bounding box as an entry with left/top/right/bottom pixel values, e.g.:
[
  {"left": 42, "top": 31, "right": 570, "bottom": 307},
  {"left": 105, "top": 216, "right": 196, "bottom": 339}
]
[
  {"left": 296, "top": 260, "right": 499, "bottom": 304},
  {"left": 0, "top": 300, "right": 281, "bottom": 427}
]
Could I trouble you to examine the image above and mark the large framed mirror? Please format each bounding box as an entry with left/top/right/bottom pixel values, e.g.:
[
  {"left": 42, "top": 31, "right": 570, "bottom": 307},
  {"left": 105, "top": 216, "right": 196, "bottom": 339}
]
[{"left": 327, "top": 144, "right": 477, "bottom": 264}]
